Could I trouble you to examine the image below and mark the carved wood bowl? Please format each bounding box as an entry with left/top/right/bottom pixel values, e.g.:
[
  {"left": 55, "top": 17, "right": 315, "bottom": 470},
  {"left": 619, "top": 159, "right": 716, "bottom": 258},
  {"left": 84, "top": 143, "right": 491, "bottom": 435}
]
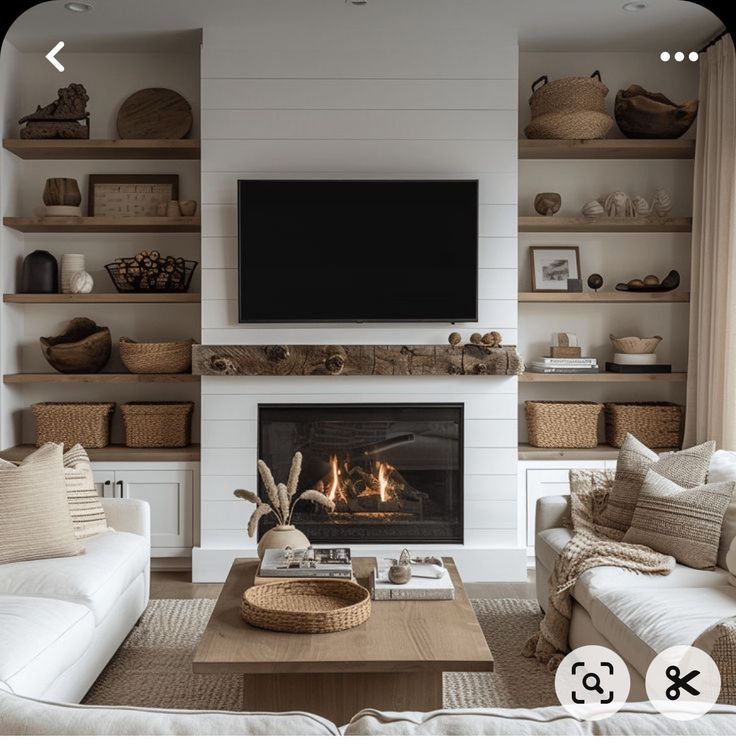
[{"left": 40, "top": 317, "right": 111, "bottom": 373}]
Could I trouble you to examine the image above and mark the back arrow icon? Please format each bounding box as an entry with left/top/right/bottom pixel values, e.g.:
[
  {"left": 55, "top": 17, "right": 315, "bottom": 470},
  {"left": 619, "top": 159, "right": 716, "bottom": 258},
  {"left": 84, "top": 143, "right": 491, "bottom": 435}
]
[{"left": 46, "top": 41, "right": 65, "bottom": 72}]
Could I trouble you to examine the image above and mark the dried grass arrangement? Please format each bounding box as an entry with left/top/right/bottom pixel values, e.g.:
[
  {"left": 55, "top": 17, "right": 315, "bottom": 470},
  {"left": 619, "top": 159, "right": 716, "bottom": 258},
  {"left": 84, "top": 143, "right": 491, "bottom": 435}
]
[{"left": 235, "top": 452, "right": 335, "bottom": 537}]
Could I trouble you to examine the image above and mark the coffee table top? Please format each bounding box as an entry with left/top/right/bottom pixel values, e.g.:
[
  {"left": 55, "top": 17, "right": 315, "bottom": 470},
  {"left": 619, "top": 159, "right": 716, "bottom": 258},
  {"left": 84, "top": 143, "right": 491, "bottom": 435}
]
[{"left": 193, "top": 557, "right": 494, "bottom": 675}]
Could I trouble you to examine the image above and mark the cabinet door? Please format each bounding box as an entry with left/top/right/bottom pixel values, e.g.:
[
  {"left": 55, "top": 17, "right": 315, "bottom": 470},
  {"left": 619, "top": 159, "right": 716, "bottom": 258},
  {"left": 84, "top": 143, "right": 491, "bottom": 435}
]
[
  {"left": 91, "top": 468, "right": 115, "bottom": 499},
  {"left": 118, "top": 470, "right": 193, "bottom": 549}
]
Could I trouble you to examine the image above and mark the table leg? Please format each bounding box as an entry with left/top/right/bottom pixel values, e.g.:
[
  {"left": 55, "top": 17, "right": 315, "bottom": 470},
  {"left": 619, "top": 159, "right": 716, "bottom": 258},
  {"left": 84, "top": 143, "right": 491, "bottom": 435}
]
[{"left": 242, "top": 670, "right": 443, "bottom": 726}]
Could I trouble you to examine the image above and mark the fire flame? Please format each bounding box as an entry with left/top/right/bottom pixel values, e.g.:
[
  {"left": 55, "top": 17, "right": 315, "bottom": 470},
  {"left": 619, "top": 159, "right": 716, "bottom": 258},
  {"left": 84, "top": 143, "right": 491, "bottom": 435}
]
[
  {"left": 326, "top": 455, "right": 345, "bottom": 503},
  {"left": 377, "top": 462, "right": 390, "bottom": 503},
  {"left": 324, "top": 455, "right": 396, "bottom": 506}
]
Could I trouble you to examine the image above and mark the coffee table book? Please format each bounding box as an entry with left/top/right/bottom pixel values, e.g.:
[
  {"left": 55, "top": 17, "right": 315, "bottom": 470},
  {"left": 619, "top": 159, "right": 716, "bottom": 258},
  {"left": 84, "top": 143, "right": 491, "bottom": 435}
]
[
  {"left": 371, "top": 568, "right": 455, "bottom": 600},
  {"left": 259, "top": 546, "right": 352, "bottom": 579}
]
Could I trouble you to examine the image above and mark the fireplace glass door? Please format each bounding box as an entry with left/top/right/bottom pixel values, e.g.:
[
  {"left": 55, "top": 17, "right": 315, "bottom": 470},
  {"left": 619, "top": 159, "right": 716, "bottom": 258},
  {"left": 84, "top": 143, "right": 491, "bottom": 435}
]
[{"left": 257, "top": 403, "right": 463, "bottom": 544}]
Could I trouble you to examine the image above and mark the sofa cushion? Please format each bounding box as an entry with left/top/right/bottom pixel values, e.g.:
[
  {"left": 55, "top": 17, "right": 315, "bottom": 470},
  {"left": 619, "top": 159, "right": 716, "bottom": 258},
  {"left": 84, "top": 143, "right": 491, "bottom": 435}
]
[
  {"left": 0, "top": 690, "right": 339, "bottom": 736},
  {"left": 623, "top": 470, "right": 734, "bottom": 569},
  {"left": 0, "top": 596, "right": 94, "bottom": 698},
  {"left": 0, "top": 530, "right": 148, "bottom": 625},
  {"left": 588, "top": 585, "right": 736, "bottom": 677},
  {"left": 708, "top": 449, "right": 736, "bottom": 569}
]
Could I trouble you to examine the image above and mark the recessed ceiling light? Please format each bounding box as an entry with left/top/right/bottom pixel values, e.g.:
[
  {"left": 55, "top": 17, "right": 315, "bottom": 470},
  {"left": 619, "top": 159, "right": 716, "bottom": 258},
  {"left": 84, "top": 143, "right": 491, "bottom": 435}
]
[
  {"left": 64, "top": 2, "right": 92, "bottom": 12},
  {"left": 622, "top": 1, "right": 648, "bottom": 10}
]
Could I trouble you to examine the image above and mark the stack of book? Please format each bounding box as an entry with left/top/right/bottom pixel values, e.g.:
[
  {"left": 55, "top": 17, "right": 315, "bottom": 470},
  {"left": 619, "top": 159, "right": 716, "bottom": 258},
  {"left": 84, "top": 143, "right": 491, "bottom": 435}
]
[
  {"left": 257, "top": 547, "right": 353, "bottom": 582},
  {"left": 371, "top": 558, "right": 455, "bottom": 601},
  {"left": 528, "top": 356, "right": 599, "bottom": 374}
]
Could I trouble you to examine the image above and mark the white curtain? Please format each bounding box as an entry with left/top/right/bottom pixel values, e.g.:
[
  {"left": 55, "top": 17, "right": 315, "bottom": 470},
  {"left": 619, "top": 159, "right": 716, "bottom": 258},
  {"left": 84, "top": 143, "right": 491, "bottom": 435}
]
[{"left": 684, "top": 35, "right": 736, "bottom": 449}]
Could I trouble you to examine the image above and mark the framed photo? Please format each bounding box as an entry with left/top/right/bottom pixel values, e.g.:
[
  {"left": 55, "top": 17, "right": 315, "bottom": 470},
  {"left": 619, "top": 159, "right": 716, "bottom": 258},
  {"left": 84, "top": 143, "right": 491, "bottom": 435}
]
[
  {"left": 88, "top": 174, "right": 179, "bottom": 217},
  {"left": 529, "top": 246, "right": 581, "bottom": 291}
]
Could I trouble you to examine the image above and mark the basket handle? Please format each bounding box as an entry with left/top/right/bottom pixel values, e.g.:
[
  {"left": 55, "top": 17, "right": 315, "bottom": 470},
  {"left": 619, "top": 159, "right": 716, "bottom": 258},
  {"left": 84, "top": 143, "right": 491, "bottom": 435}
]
[
  {"left": 531, "top": 75, "right": 548, "bottom": 92},
  {"left": 590, "top": 70, "right": 602, "bottom": 81}
]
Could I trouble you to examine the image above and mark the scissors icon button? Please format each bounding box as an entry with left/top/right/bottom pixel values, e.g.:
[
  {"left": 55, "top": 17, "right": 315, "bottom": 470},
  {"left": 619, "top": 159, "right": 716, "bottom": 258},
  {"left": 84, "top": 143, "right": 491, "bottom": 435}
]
[{"left": 665, "top": 665, "right": 700, "bottom": 700}]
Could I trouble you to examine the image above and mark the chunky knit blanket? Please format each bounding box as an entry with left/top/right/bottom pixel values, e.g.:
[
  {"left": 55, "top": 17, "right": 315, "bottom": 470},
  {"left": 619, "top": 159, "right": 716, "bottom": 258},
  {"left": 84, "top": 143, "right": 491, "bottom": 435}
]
[{"left": 523, "top": 470, "right": 675, "bottom": 671}]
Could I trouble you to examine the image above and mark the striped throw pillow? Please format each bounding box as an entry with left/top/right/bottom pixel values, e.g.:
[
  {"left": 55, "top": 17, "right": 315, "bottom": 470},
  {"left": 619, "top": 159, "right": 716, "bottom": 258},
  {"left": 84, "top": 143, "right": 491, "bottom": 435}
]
[{"left": 63, "top": 444, "right": 109, "bottom": 539}]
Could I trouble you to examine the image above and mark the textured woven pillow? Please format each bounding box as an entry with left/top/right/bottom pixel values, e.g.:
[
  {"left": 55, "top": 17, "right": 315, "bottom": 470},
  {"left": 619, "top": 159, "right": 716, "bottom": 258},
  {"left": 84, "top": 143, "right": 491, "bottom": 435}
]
[
  {"left": 596, "top": 434, "right": 715, "bottom": 540},
  {"left": 63, "top": 444, "right": 109, "bottom": 539},
  {"left": 0, "top": 443, "right": 82, "bottom": 565},
  {"left": 568, "top": 468, "right": 615, "bottom": 533},
  {"left": 623, "top": 469, "right": 734, "bottom": 569}
]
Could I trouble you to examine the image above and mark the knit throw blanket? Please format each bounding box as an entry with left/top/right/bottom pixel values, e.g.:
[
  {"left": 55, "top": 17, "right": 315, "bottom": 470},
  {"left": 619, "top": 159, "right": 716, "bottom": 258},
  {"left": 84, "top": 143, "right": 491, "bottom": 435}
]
[
  {"left": 695, "top": 618, "right": 736, "bottom": 704},
  {"left": 522, "top": 470, "right": 675, "bottom": 671}
]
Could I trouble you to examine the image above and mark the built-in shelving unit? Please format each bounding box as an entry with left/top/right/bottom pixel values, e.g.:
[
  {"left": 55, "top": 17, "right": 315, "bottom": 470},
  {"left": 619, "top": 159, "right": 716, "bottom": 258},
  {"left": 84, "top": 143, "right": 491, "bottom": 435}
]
[
  {"left": 519, "top": 291, "right": 689, "bottom": 303},
  {"left": 3, "top": 217, "right": 200, "bottom": 233},
  {"left": 3, "top": 373, "right": 199, "bottom": 384},
  {"left": 0, "top": 444, "right": 201, "bottom": 463},
  {"left": 2, "top": 139, "right": 200, "bottom": 160},
  {"left": 519, "top": 138, "right": 695, "bottom": 160},
  {"left": 519, "top": 372, "right": 686, "bottom": 383},
  {"left": 3, "top": 293, "right": 200, "bottom": 304},
  {"left": 518, "top": 216, "right": 692, "bottom": 233}
]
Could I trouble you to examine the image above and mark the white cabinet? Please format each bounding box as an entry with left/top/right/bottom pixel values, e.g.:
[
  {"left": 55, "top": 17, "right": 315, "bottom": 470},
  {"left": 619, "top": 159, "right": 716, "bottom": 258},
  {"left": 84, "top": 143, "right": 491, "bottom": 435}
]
[{"left": 93, "top": 463, "right": 198, "bottom": 558}]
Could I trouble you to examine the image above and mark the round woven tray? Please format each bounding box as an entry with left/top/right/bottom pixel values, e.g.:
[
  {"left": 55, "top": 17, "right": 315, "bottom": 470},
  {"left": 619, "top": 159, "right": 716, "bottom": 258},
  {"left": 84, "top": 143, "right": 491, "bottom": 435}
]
[{"left": 241, "top": 579, "right": 371, "bottom": 634}]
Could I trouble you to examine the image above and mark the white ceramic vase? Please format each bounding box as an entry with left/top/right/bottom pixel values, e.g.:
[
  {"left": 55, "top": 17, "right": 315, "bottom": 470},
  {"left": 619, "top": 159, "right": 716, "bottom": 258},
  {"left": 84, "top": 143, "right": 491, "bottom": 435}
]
[
  {"left": 60, "top": 254, "right": 85, "bottom": 294},
  {"left": 257, "top": 525, "right": 310, "bottom": 560}
]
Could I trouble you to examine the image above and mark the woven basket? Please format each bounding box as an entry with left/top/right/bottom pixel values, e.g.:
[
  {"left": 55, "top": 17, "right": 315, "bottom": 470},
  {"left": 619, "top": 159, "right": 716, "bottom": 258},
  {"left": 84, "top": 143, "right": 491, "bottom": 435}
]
[
  {"left": 526, "top": 401, "right": 603, "bottom": 448},
  {"left": 604, "top": 402, "right": 683, "bottom": 449},
  {"left": 524, "top": 71, "right": 614, "bottom": 140},
  {"left": 241, "top": 579, "right": 371, "bottom": 634},
  {"left": 121, "top": 402, "right": 194, "bottom": 448},
  {"left": 119, "top": 337, "right": 194, "bottom": 374},
  {"left": 33, "top": 402, "right": 115, "bottom": 448}
]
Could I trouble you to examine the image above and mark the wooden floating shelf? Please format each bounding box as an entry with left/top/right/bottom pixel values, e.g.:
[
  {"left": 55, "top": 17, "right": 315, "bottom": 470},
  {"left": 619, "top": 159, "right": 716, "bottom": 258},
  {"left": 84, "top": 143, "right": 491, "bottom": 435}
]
[
  {"left": 3, "top": 293, "right": 200, "bottom": 303},
  {"left": 519, "top": 216, "right": 692, "bottom": 233},
  {"left": 519, "top": 138, "right": 695, "bottom": 160},
  {"left": 519, "top": 372, "right": 687, "bottom": 383},
  {"left": 518, "top": 443, "right": 678, "bottom": 461},
  {"left": 3, "top": 139, "right": 200, "bottom": 160},
  {"left": 3, "top": 373, "right": 200, "bottom": 384},
  {"left": 3, "top": 217, "right": 200, "bottom": 233},
  {"left": 0, "top": 444, "right": 201, "bottom": 463},
  {"left": 519, "top": 291, "right": 690, "bottom": 303}
]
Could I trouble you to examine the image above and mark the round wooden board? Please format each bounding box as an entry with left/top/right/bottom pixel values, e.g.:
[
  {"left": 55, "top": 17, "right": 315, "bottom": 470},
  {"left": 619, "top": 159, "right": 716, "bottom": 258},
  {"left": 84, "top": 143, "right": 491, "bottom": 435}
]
[{"left": 117, "top": 88, "right": 193, "bottom": 139}]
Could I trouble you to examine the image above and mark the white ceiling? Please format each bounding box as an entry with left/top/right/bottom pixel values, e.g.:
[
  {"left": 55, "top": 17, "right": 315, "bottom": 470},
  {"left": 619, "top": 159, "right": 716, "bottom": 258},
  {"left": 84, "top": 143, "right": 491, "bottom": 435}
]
[{"left": 5, "top": 0, "right": 724, "bottom": 54}]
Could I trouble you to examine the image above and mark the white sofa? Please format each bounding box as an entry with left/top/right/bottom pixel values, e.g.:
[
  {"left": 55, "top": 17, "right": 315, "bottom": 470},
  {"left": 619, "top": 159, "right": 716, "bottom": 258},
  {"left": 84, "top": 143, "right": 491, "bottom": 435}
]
[
  {"left": 535, "top": 451, "right": 736, "bottom": 700},
  {"left": 0, "top": 499, "right": 150, "bottom": 703}
]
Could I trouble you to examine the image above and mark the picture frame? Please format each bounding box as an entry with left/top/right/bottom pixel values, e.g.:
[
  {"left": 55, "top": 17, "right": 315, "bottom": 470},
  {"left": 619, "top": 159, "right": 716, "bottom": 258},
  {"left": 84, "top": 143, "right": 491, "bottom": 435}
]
[
  {"left": 529, "top": 246, "right": 581, "bottom": 291},
  {"left": 88, "top": 174, "right": 179, "bottom": 218}
]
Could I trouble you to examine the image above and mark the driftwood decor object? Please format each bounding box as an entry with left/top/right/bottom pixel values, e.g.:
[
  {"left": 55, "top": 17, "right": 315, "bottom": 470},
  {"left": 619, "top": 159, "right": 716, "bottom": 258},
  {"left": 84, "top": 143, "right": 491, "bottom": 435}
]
[
  {"left": 615, "top": 84, "right": 698, "bottom": 139},
  {"left": 117, "top": 88, "right": 193, "bottom": 139},
  {"left": 40, "top": 317, "right": 111, "bottom": 374},
  {"left": 19, "top": 84, "right": 90, "bottom": 139},
  {"left": 533, "top": 192, "right": 562, "bottom": 216},
  {"left": 193, "top": 344, "right": 523, "bottom": 377}
]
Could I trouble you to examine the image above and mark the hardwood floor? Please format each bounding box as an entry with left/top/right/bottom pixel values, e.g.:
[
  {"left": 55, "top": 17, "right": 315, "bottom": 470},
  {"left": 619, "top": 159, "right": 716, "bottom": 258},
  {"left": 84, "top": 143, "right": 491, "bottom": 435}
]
[{"left": 150, "top": 570, "right": 537, "bottom": 601}]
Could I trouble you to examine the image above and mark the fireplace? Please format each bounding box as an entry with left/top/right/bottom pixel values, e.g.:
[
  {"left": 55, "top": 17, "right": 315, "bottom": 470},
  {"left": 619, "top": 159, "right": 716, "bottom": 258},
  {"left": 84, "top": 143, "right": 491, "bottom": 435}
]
[{"left": 257, "top": 403, "right": 463, "bottom": 544}]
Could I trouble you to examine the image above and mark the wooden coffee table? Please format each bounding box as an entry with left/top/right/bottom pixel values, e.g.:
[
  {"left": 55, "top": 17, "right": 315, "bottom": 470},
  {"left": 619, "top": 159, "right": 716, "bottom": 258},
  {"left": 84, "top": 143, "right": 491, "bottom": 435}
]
[{"left": 192, "top": 557, "right": 493, "bottom": 725}]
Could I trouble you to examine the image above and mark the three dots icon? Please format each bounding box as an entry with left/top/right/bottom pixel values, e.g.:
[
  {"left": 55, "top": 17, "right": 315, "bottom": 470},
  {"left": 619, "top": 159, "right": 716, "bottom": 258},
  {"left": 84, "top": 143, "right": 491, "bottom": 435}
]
[{"left": 660, "top": 51, "right": 699, "bottom": 62}]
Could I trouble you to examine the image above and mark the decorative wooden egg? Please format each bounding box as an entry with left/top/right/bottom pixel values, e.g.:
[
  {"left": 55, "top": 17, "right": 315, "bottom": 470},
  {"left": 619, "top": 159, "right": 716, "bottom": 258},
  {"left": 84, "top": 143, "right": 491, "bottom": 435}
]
[
  {"left": 643, "top": 275, "right": 660, "bottom": 286},
  {"left": 627, "top": 278, "right": 645, "bottom": 289},
  {"left": 581, "top": 200, "right": 605, "bottom": 218},
  {"left": 587, "top": 273, "right": 604, "bottom": 291},
  {"left": 69, "top": 270, "right": 94, "bottom": 294}
]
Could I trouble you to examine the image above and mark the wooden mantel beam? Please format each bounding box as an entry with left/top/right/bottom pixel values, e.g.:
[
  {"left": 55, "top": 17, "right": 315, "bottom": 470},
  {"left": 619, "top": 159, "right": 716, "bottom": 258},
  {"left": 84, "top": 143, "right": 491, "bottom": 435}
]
[{"left": 192, "top": 344, "right": 523, "bottom": 377}]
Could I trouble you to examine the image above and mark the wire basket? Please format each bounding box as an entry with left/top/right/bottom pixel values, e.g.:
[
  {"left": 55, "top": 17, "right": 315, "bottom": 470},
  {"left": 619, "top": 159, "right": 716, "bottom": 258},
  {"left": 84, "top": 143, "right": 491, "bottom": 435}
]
[
  {"left": 105, "top": 252, "right": 197, "bottom": 293},
  {"left": 526, "top": 400, "right": 603, "bottom": 448},
  {"left": 33, "top": 402, "right": 115, "bottom": 448}
]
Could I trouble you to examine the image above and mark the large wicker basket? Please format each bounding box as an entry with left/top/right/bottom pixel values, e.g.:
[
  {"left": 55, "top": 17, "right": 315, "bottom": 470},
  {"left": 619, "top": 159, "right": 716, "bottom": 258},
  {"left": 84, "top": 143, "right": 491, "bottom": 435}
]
[
  {"left": 121, "top": 402, "right": 194, "bottom": 448},
  {"left": 241, "top": 579, "right": 371, "bottom": 634},
  {"left": 526, "top": 400, "right": 603, "bottom": 448},
  {"left": 604, "top": 402, "right": 683, "bottom": 448},
  {"left": 119, "top": 337, "right": 194, "bottom": 374},
  {"left": 33, "top": 402, "right": 115, "bottom": 448}
]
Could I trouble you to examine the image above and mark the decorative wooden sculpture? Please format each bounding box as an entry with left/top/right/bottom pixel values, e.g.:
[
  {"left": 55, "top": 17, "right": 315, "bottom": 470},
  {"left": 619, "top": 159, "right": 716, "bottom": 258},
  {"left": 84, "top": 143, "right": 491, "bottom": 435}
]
[
  {"left": 40, "top": 318, "right": 111, "bottom": 374},
  {"left": 117, "top": 88, "right": 193, "bottom": 139},
  {"left": 447, "top": 332, "right": 462, "bottom": 347},
  {"left": 615, "top": 84, "right": 698, "bottom": 139},
  {"left": 602, "top": 191, "right": 636, "bottom": 217},
  {"left": 533, "top": 192, "right": 562, "bottom": 216},
  {"left": 19, "top": 84, "right": 90, "bottom": 139},
  {"left": 581, "top": 200, "right": 605, "bottom": 218},
  {"left": 615, "top": 269, "right": 680, "bottom": 293},
  {"left": 652, "top": 189, "right": 673, "bottom": 217}
]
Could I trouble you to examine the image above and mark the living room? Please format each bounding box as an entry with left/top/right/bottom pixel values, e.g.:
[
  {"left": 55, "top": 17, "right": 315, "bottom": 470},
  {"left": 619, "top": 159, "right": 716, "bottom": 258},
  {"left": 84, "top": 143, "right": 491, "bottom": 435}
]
[{"left": 0, "top": 0, "right": 735, "bottom": 740}]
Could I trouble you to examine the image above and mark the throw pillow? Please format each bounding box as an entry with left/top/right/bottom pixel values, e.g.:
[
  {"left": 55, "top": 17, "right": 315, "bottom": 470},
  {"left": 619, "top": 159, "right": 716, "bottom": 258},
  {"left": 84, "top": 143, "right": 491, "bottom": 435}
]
[
  {"left": 623, "top": 469, "right": 734, "bottom": 569},
  {"left": 568, "top": 468, "right": 615, "bottom": 534},
  {"left": 0, "top": 443, "right": 82, "bottom": 565},
  {"left": 63, "top": 444, "right": 109, "bottom": 539},
  {"left": 707, "top": 449, "right": 736, "bottom": 570},
  {"left": 596, "top": 434, "right": 715, "bottom": 540}
]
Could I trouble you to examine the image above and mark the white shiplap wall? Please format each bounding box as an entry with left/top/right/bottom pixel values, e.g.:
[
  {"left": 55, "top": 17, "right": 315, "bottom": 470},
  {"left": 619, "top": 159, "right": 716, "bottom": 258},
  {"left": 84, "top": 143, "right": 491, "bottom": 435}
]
[{"left": 195, "top": 31, "right": 522, "bottom": 582}]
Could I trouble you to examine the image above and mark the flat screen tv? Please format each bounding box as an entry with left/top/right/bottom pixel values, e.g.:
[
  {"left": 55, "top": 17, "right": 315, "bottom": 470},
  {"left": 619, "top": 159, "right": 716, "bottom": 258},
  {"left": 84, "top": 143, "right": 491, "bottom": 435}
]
[{"left": 238, "top": 180, "right": 478, "bottom": 322}]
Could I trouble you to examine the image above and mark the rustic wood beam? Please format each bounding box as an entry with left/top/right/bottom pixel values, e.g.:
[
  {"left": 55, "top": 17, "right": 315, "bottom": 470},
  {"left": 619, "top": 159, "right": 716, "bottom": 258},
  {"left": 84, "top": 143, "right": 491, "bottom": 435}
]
[{"left": 192, "top": 344, "right": 523, "bottom": 377}]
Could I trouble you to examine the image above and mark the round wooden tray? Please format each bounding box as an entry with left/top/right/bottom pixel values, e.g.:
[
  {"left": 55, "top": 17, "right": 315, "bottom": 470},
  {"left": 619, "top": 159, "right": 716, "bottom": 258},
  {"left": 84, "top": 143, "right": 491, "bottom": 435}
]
[{"left": 241, "top": 579, "right": 371, "bottom": 634}]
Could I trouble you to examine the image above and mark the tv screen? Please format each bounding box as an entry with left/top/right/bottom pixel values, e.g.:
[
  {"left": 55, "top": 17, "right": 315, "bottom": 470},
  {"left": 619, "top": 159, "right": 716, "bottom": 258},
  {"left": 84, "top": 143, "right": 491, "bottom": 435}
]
[{"left": 238, "top": 180, "right": 478, "bottom": 322}]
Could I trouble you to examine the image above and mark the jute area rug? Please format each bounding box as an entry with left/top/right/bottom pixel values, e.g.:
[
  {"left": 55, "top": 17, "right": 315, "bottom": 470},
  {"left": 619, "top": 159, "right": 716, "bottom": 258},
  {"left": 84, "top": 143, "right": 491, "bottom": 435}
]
[{"left": 84, "top": 598, "right": 557, "bottom": 711}]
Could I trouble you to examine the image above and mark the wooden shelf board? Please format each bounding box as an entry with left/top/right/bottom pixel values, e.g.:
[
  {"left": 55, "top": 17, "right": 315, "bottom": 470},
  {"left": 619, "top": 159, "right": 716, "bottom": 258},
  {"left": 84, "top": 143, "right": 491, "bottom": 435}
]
[
  {"left": 3, "top": 139, "right": 200, "bottom": 160},
  {"left": 519, "top": 291, "right": 689, "bottom": 303},
  {"left": 3, "top": 293, "right": 200, "bottom": 303},
  {"left": 3, "top": 373, "right": 200, "bottom": 384},
  {"left": 519, "top": 371, "right": 687, "bottom": 383},
  {"left": 3, "top": 217, "right": 200, "bottom": 233},
  {"left": 519, "top": 216, "right": 692, "bottom": 233},
  {"left": 0, "top": 444, "right": 200, "bottom": 463},
  {"left": 518, "top": 443, "right": 678, "bottom": 461},
  {"left": 519, "top": 139, "right": 695, "bottom": 160}
]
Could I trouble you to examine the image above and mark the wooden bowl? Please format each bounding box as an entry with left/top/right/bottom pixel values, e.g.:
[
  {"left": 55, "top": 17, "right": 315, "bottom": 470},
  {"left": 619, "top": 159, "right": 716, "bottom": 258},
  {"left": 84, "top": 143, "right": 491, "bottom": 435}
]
[
  {"left": 609, "top": 334, "right": 662, "bottom": 354},
  {"left": 40, "top": 318, "right": 111, "bottom": 373}
]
